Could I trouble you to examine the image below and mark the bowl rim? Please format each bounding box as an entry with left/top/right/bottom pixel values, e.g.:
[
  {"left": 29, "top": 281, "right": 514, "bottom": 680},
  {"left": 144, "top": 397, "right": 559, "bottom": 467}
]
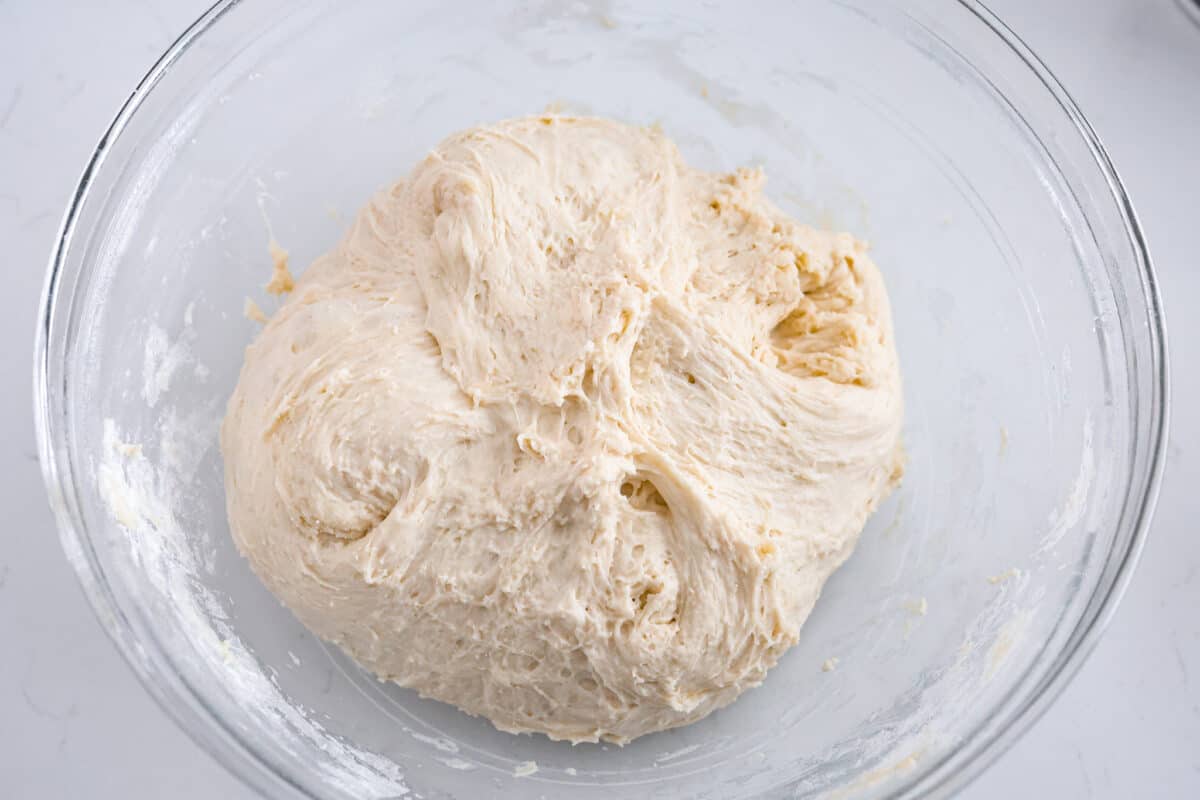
[{"left": 33, "top": 0, "right": 1169, "bottom": 797}]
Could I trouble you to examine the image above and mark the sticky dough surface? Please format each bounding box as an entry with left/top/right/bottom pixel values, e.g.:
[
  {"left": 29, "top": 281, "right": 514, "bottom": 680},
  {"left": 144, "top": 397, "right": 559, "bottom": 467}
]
[{"left": 221, "top": 115, "right": 904, "bottom": 743}]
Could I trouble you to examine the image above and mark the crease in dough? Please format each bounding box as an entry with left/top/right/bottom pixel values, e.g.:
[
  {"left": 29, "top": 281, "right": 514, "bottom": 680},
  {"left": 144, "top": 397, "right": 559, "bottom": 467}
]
[{"left": 221, "top": 114, "right": 904, "bottom": 744}]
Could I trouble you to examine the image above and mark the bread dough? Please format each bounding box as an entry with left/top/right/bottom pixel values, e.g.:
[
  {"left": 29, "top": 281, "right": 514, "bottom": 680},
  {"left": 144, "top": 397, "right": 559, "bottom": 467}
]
[{"left": 221, "top": 115, "right": 904, "bottom": 743}]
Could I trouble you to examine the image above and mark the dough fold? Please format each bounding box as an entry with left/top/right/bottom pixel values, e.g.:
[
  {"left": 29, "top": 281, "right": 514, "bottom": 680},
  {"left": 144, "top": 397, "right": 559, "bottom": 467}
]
[{"left": 222, "top": 115, "right": 903, "bottom": 743}]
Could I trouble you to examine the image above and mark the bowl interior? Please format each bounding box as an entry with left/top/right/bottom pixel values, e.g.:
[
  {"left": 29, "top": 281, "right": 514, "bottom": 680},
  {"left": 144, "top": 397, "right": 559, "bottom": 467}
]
[{"left": 46, "top": 1, "right": 1156, "bottom": 798}]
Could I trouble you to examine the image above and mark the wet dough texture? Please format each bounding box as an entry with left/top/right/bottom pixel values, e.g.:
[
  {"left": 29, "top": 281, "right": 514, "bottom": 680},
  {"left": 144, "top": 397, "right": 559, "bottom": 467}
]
[{"left": 222, "top": 115, "right": 904, "bottom": 743}]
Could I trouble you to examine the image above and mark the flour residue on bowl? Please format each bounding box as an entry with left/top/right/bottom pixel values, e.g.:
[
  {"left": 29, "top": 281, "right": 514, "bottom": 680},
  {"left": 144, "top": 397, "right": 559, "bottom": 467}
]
[
  {"left": 987, "top": 567, "right": 1020, "bottom": 586},
  {"left": 654, "top": 743, "right": 702, "bottom": 764},
  {"left": 96, "top": 305, "right": 412, "bottom": 799},
  {"left": 830, "top": 749, "right": 922, "bottom": 798},
  {"left": 1038, "top": 414, "right": 1095, "bottom": 556},
  {"left": 409, "top": 732, "right": 458, "bottom": 753},
  {"left": 142, "top": 322, "right": 190, "bottom": 409},
  {"left": 985, "top": 612, "right": 1030, "bottom": 682}
]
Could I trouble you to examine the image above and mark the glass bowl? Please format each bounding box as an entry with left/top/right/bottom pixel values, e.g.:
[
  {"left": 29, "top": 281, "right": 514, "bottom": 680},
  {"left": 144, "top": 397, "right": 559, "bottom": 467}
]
[{"left": 34, "top": 0, "right": 1167, "bottom": 797}]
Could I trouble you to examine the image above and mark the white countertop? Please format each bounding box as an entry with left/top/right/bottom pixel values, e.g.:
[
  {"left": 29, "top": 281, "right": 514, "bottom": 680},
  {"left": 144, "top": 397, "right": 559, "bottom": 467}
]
[{"left": 2, "top": 0, "right": 1197, "bottom": 796}]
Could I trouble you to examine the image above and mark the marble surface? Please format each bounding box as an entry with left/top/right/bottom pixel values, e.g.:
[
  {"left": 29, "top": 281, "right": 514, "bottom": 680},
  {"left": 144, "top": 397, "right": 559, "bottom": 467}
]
[{"left": 1, "top": 0, "right": 1196, "bottom": 796}]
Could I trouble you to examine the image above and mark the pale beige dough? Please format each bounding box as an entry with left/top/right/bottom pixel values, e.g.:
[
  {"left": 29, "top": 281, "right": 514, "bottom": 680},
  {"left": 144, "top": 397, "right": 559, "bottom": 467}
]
[{"left": 221, "top": 115, "right": 904, "bottom": 743}]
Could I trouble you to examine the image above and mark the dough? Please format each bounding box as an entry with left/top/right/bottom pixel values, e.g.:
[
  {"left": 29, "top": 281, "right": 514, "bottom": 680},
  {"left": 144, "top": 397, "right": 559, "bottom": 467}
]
[{"left": 221, "top": 115, "right": 904, "bottom": 743}]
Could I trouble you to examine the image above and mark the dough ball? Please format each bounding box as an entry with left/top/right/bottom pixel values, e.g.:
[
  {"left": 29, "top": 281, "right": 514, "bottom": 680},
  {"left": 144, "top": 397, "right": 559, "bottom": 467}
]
[{"left": 221, "top": 115, "right": 903, "bottom": 743}]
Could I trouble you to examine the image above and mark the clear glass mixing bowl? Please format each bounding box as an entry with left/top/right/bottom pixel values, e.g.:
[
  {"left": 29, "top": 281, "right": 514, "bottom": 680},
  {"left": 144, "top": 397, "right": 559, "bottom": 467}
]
[{"left": 34, "top": 1, "right": 1167, "bottom": 797}]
